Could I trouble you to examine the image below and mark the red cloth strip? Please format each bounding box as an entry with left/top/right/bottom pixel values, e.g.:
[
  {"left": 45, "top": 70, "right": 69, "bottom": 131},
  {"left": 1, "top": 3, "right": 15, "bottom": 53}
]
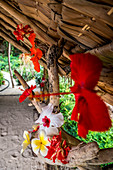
[{"left": 34, "top": 92, "right": 73, "bottom": 98}]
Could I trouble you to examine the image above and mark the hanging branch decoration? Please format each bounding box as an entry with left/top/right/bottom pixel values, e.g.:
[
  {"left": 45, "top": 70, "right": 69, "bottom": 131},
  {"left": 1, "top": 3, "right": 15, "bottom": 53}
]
[
  {"left": 13, "top": 24, "right": 43, "bottom": 72},
  {"left": 70, "top": 53, "right": 112, "bottom": 138}
]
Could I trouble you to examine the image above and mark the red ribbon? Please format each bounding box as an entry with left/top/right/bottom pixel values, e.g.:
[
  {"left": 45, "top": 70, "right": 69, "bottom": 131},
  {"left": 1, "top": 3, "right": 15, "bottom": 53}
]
[{"left": 34, "top": 92, "right": 73, "bottom": 98}]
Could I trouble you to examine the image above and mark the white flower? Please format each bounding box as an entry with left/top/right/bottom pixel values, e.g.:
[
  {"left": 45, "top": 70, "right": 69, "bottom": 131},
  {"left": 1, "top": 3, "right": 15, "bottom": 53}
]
[
  {"left": 35, "top": 103, "right": 64, "bottom": 136},
  {"left": 31, "top": 130, "right": 50, "bottom": 156}
]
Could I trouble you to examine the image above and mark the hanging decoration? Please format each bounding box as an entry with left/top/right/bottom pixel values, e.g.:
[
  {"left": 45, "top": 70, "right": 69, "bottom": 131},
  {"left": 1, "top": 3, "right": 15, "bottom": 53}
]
[
  {"left": 13, "top": 24, "right": 42, "bottom": 72},
  {"left": 70, "top": 53, "right": 112, "bottom": 138}
]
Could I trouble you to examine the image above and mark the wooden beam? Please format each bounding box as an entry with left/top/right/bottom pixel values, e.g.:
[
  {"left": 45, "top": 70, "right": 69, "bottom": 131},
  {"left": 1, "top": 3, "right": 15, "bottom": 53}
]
[
  {"left": 0, "top": 19, "right": 32, "bottom": 48},
  {"left": 0, "top": 30, "right": 29, "bottom": 53},
  {"left": 63, "top": 0, "right": 113, "bottom": 27},
  {"left": 0, "top": 12, "right": 17, "bottom": 28},
  {"left": 0, "top": 0, "right": 56, "bottom": 45},
  {"left": 87, "top": 41, "right": 113, "bottom": 56},
  {"left": 97, "top": 81, "right": 113, "bottom": 95}
]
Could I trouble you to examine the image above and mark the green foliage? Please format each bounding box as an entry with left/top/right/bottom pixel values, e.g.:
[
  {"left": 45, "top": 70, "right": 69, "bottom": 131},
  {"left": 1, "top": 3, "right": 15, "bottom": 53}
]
[
  {"left": 0, "top": 54, "right": 21, "bottom": 71},
  {"left": 35, "top": 66, "right": 44, "bottom": 86},
  {"left": 59, "top": 76, "right": 113, "bottom": 150},
  {"left": 0, "top": 47, "right": 44, "bottom": 84},
  {"left": 0, "top": 72, "right": 4, "bottom": 86},
  {"left": 1, "top": 41, "right": 21, "bottom": 57}
]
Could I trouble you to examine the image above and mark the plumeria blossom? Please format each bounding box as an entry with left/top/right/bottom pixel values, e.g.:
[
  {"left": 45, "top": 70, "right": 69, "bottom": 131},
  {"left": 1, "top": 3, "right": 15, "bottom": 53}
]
[
  {"left": 21, "top": 131, "right": 31, "bottom": 154},
  {"left": 35, "top": 103, "right": 64, "bottom": 136},
  {"left": 70, "top": 53, "right": 112, "bottom": 138},
  {"left": 45, "top": 131, "right": 71, "bottom": 164},
  {"left": 19, "top": 85, "right": 36, "bottom": 103},
  {"left": 31, "top": 130, "right": 50, "bottom": 156}
]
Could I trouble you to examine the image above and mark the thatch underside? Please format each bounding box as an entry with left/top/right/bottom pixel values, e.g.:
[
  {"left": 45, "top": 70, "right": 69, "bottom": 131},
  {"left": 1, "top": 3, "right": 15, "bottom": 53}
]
[{"left": 0, "top": 0, "right": 113, "bottom": 105}]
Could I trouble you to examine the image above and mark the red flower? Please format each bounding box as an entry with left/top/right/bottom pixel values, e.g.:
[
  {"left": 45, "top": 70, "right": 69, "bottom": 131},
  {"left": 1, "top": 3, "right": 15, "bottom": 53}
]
[
  {"left": 45, "top": 131, "right": 70, "bottom": 164},
  {"left": 30, "top": 48, "right": 43, "bottom": 72},
  {"left": 13, "top": 24, "right": 34, "bottom": 41},
  {"left": 23, "top": 25, "right": 34, "bottom": 34},
  {"left": 42, "top": 116, "right": 50, "bottom": 128},
  {"left": 40, "top": 76, "right": 45, "bottom": 87},
  {"left": 70, "top": 53, "right": 112, "bottom": 138},
  {"left": 19, "top": 85, "right": 36, "bottom": 103},
  {"left": 28, "top": 33, "right": 36, "bottom": 48}
]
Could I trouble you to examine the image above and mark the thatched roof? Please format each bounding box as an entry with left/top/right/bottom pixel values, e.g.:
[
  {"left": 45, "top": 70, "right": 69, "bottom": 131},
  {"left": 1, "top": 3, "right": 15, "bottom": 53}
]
[{"left": 0, "top": 0, "right": 113, "bottom": 105}]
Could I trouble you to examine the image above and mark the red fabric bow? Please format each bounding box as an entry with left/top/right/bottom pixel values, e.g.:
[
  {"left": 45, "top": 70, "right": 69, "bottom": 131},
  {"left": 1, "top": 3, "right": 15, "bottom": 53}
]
[{"left": 70, "top": 53, "right": 111, "bottom": 138}]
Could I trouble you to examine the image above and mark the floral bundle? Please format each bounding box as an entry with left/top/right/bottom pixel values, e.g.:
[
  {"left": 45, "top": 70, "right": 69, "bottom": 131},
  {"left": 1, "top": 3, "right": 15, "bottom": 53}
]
[{"left": 21, "top": 103, "right": 70, "bottom": 164}]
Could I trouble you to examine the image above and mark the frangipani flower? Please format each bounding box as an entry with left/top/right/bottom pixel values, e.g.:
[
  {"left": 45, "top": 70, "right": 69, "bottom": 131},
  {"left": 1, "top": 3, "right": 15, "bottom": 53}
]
[
  {"left": 35, "top": 103, "right": 64, "bottom": 136},
  {"left": 31, "top": 130, "right": 50, "bottom": 156},
  {"left": 21, "top": 131, "right": 31, "bottom": 154}
]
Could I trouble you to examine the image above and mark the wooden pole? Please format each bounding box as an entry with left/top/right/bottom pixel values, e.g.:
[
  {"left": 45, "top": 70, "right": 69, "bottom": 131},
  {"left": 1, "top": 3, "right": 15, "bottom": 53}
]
[
  {"left": 47, "top": 44, "right": 60, "bottom": 108},
  {"left": 8, "top": 42, "right": 14, "bottom": 88}
]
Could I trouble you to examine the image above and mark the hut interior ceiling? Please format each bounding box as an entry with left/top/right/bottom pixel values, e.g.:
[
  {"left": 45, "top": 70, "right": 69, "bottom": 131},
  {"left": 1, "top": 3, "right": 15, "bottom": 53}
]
[{"left": 0, "top": 0, "right": 113, "bottom": 104}]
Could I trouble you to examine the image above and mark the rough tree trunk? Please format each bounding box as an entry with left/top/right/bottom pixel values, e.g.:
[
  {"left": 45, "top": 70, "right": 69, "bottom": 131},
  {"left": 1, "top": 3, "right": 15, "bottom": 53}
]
[{"left": 46, "top": 44, "right": 62, "bottom": 108}]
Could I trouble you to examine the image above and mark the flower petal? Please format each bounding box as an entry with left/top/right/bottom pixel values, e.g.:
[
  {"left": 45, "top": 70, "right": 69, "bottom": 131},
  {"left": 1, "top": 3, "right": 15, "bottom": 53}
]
[
  {"left": 31, "top": 138, "right": 41, "bottom": 155},
  {"left": 21, "top": 131, "right": 31, "bottom": 153},
  {"left": 39, "top": 130, "right": 46, "bottom": 141},
  {"left": 42, "top": 103, "right": 53, "bottom": 115},
  {"left": 35, "top": 103, "right": 53, "bottom": 124},
  {"left": 40, "top": 144, "right": 48, "bottom": 156},
  {"left": 50, "top": 112, "right": 64, "bottom": 127},
  {"left": 45, "top": 127, "right": 59, "bottom": 136}
]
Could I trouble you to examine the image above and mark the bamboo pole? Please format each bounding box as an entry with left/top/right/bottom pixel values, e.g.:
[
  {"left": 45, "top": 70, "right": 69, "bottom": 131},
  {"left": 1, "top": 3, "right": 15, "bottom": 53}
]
[
  {"left": 0, "top": 30, "right": 29, "bottom": 53},
  {"left": 8, "top": 42, "right": 14, "bottom": 88}
]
